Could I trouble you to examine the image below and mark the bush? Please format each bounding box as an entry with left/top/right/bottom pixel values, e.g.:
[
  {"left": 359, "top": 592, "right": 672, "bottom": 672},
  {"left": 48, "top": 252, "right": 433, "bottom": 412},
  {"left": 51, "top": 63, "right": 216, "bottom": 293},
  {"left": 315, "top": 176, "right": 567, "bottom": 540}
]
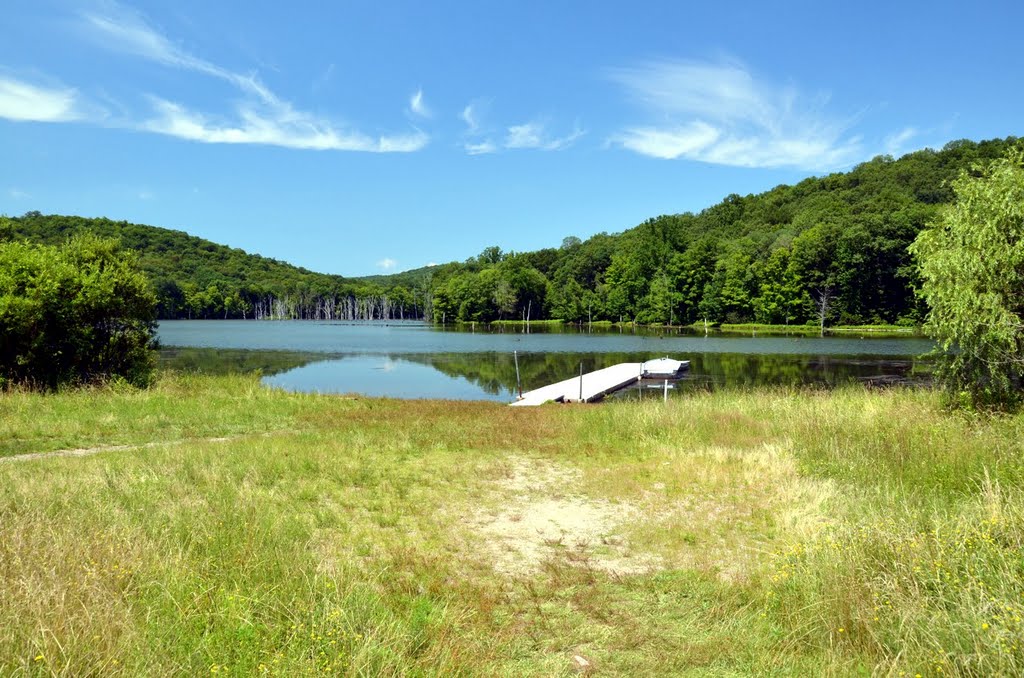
[
  {"left": 911, "top": 146, "right": 1024, "bottom": 409},
  {"left": 0, "top": 234, "right": 157, "bottom": 388}
]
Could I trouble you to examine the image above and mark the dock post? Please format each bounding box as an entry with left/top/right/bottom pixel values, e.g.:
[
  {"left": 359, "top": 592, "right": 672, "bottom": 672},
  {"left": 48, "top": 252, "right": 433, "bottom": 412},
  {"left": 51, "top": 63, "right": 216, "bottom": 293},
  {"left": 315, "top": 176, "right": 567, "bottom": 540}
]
[
  {"left": 663, "top": 379, "right": 669, "bottom": 402},
  {"left": 579, "top": 362, "right": 584, "bottom": 403},
  {"left": 514, "top": 350, "right": 522, "bottom": 399}
]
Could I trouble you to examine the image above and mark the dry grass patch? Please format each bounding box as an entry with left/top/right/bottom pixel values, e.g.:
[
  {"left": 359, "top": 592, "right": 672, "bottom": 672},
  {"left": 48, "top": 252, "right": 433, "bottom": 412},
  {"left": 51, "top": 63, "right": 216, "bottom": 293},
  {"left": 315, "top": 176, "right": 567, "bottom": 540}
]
[
  {"left": 470, "top": 457, "right": 656, "bottom": 576},
  {"left": 467, "top": 443, "right": 834, "bottom": 584},
  {"left": 616, "top": 442, "right": 835, "bottom": 581},
  {"left": 0, "top": 518, "right": 147, "bottom": 675}
]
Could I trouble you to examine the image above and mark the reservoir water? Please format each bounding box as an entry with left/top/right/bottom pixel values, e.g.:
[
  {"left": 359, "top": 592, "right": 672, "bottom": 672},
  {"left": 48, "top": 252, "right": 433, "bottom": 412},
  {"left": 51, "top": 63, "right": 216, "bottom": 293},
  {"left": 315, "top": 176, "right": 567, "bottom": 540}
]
[{"left": 157, "top": 320, "right": 934, "bottom": 402}]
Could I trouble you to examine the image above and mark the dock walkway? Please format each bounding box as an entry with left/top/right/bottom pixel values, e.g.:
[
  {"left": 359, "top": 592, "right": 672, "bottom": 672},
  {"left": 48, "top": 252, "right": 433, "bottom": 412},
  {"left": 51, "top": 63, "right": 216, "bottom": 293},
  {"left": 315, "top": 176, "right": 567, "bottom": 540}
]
[{"left": 510, "top": 362, "right": 644, "bottom": 406}]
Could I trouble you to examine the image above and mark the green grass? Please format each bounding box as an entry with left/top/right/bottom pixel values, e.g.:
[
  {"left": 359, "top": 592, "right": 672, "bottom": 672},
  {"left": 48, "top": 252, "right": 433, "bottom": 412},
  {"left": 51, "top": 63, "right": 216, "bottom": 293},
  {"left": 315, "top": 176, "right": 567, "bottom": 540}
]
[
  {"left": 481, "top": 319, "right": 568, "bottom": 327},
  {"left": 684, "top": 322, "right": 922, "bottom": 337},
  {"left": 2, "top": 375, "right": 1023, "bottom": 675},
  {"left": 827, "top": 324, "right": 920, "bottom": 335},
  {"left": 0, "top": 373, "right": 326, "bottom": 458}
]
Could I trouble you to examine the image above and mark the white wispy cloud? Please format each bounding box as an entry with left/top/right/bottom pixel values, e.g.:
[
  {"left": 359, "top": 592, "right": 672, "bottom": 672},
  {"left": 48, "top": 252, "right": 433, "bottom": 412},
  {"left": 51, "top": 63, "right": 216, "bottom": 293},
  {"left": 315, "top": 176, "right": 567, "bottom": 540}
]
[
  {"left": 505, "top": 123, "right": 543, "bottom": 149},
  {"left": 504, "top": 121, "right": 584, "bottom": 151},
  {"left": 81, "top": 7, "right": 276, "bottom": 103},
  {"left": 459, "top": 100, "right": 584, "bottom": 155},
  {"left": 884, "top": 126, "right": 918, "bottom": 156},
  {"left": 77, "top": 3, "right": 427, "bottom": 152},
  {"left": 0, "top": 76, "right": 83, "bottom": 123},
  {"left": 376, "top": 257, "right": 397, "bottom": 271},
  {"left": 8, "top": 188, "right": 31, "bottom": 199},
  {"left": 409, "top": 88, "right": 431, "bottom": 118},
  {"left": 460, "top": 102, "right": 482, "bottom": 132},
  {"left": 459, "top": 99, "right": 499, "bottom": 154},
  {"left": 143, "top": 98, "right": 428, "bottom": 152},
  {"left": 616, "top": 121, "right": 720, "bottom": 159},
  {"left": 608, "top": 59, "right": 863, "bottom": 170},
  {"left": 465, "top": 140, "right": 497, "bottom": 155}
]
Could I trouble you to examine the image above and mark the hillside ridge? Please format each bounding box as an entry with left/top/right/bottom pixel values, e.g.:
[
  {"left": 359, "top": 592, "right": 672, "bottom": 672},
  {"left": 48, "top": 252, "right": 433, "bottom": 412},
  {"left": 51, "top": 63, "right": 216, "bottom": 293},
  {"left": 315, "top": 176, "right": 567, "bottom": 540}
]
[{"left": 3, "top": 136, "right": 1017, "bottom": 323}]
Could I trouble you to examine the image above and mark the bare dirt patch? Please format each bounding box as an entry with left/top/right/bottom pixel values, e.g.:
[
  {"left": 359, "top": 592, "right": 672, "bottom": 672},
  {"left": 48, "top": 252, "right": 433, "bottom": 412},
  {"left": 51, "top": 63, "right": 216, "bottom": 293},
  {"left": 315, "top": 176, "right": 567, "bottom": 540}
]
[
  {"left": 470, "top": 445, "right": 834, "bottom": 581},
  {"left": 471, "top": 458, "right": 661, "bottom": 576}
]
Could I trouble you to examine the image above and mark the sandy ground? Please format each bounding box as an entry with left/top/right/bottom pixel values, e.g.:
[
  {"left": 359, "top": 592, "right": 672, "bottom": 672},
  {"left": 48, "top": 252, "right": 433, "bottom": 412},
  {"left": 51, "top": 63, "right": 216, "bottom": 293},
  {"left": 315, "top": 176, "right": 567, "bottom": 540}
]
[
  {"left": 470, "top": 445, "right": 834, "bottom": 581},
  {"left": 471, "top": 458, "right": 661, "bottom": 576}
]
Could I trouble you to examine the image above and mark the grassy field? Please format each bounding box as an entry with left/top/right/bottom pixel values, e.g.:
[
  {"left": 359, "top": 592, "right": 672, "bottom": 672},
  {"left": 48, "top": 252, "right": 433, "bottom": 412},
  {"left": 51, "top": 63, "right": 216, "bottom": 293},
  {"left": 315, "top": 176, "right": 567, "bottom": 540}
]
[
  {"left": 2, "top": 374, "right": 1023, "bottom": 675},
  {"left": 688, "top": 323, "right": 921, "bottom": 337}
]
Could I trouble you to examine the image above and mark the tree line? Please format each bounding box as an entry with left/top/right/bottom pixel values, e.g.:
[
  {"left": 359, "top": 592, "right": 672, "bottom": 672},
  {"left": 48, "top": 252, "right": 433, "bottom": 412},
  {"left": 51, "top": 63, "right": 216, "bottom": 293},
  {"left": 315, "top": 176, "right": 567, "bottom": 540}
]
[
  {"left": 1, "top": 214, "right": 427, "bottom": 321},
  {"left": 2, "top": 136, "right": 1016, "bottom": 328},
  {"left": 426, "top": 137, "right": 1016, "bottom": 327}
]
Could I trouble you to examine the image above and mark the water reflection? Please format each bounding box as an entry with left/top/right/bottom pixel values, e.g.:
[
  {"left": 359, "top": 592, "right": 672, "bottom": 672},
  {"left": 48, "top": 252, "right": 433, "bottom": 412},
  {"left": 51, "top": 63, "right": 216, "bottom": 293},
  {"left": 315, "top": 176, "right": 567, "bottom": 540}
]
[
  {"left": 158, "top": 347, "right": 321, "bottom": 376},
  {"left": 161, "top": 347, "right": 932, "bottom": 402},
  {"left": 262, "top": 355, "right": 504, "bottom": 400},
  {"left": 401, "top": 352, "right": 931, "bottom": 400}
]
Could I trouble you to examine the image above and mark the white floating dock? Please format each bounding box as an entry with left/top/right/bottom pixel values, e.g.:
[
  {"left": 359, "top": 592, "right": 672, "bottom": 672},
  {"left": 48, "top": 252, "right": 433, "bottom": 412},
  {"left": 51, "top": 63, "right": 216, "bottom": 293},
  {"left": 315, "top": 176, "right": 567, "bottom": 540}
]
[
  {"left": 510, "top": 362, "right": 644, "bottom": 406},
  {"left": 641, "top": 357, "right": 690, "bottom": 378}
]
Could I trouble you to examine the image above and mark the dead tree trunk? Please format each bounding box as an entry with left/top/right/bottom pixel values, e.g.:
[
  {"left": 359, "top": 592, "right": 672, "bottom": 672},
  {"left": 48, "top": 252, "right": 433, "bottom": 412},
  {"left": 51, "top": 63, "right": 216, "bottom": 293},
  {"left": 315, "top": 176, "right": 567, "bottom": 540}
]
[{"left": 814, "top": 286, "right": 833, "bottom": 337}]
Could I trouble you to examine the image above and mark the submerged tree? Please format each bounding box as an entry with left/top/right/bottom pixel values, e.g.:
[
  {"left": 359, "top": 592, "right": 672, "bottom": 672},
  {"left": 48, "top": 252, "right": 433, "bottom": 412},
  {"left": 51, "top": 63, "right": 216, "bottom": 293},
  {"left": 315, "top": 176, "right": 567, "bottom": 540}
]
[
  {"left": 813, "top": 286, "right": 833, "bottom": 337},
  {"left": 910, "top": 146, "right": 1024, "bottom": 408}
]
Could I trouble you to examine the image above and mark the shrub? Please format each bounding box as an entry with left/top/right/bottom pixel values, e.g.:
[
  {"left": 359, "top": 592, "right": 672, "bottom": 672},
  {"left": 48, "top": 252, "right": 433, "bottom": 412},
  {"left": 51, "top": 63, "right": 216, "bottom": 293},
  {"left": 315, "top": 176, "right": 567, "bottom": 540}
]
[{"left": 0, "top": 234, "right": 157, "bottom": 388}]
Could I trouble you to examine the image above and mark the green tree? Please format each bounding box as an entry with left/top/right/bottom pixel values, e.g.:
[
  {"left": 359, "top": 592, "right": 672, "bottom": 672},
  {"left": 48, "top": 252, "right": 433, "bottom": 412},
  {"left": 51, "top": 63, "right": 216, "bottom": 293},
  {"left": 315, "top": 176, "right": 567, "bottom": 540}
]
[
  {"left": 450, "top": 271, "right": 494, "bottom": 321},
  {"left": 0, "top": 216, "right": 14, "bottom": 242},
  {"left": 636, "top": 268, "right": 680, "bottom": 325},
  {"left": 910, "top": 147, "right": 1024, "bottom": 408},
  {"left": 492, "top": 277, "right": 517, "bottom": 319},
  {"left": 700, "top": 249, "right": 755, "bottom": 323},
  {"left": 603, "top": 248, "right": 652, "bottom": 322},
  {"left": 547, "top": 273, "right": 585, "bottom": 321},
  {"left": 0, "top": 235, "right": 157, "bottom": 388},
  {"left": 498, "top": 257, "right": 547, "bottom": 320},
  {"left": 671, "top": 239, "right": 718, "bottom": 324},
  {"left": 182, "top": 282, "right": 205, "bottom": 319},
  {"left": 752, "top": 248, "right": 801, "bottom": 324}
]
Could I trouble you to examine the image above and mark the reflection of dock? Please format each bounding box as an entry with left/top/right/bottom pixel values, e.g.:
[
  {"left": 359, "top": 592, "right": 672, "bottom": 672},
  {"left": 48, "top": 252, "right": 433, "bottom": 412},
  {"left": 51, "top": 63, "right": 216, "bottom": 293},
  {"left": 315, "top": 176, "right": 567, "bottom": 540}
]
[{"left": 510, "top": 359, "right": 689, "bottom": 406}]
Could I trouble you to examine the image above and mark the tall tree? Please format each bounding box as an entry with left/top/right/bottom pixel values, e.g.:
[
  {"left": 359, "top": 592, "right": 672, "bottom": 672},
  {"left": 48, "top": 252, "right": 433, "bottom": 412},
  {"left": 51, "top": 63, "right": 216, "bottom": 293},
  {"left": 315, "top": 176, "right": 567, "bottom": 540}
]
[{"left": 910, "top": 146, "right": 1024, "bottom": 408}]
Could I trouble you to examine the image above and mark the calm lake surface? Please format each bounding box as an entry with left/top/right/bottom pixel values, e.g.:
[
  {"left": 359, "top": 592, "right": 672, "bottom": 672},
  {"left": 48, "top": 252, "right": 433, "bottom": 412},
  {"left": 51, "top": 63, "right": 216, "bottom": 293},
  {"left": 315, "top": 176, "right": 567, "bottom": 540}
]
[{"left": 158, "top": 320, "right": 934, "bottom": 402}]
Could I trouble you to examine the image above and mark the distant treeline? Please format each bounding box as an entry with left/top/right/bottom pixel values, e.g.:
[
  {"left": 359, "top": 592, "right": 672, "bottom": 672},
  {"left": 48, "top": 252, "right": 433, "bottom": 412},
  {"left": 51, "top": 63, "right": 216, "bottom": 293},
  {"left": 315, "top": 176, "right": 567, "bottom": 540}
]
[
  {"left": 1, "top": 214, "right": 427, "bottom": 320},
  {"left": 424, "top": 137, "right": 1016, "bottom": 327},
  {"left": 1, "top": 136, "right": 1016, "bottom": 325}
]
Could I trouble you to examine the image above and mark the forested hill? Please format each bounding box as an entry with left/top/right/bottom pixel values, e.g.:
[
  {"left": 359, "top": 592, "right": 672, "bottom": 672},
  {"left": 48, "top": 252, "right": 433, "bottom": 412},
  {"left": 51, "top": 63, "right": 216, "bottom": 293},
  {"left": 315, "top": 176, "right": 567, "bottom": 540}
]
[
  {"left": 1, "top": 214, "right": 427, "bottom": 320},
  {"left": 2, "top": 136, "right": 1018, "bottom": 324},
  {"left": 417, "top": 136, "right": 1018, "bottom": 326}
]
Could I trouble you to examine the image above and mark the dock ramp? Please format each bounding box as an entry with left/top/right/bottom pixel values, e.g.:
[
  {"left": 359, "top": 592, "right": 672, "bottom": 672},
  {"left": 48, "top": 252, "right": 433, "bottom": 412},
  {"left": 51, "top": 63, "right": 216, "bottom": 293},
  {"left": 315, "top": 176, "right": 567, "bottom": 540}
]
[{"left": 510, "top": 362, "right": 644, "bottom": 406}]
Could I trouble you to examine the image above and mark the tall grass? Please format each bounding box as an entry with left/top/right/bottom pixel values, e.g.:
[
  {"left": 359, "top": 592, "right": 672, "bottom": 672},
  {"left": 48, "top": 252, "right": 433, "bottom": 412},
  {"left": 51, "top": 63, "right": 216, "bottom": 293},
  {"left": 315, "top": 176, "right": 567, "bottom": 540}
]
[{"left": 2, "top": 375, "right": 1022, "bottom": 675}]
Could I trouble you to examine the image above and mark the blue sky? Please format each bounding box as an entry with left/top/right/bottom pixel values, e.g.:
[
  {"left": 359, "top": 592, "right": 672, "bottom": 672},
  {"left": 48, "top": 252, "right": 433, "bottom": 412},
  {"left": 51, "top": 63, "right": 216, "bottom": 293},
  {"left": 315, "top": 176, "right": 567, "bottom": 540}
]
[{"left": 2, "top": 1, "right": 1021, "bottom": 276}]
